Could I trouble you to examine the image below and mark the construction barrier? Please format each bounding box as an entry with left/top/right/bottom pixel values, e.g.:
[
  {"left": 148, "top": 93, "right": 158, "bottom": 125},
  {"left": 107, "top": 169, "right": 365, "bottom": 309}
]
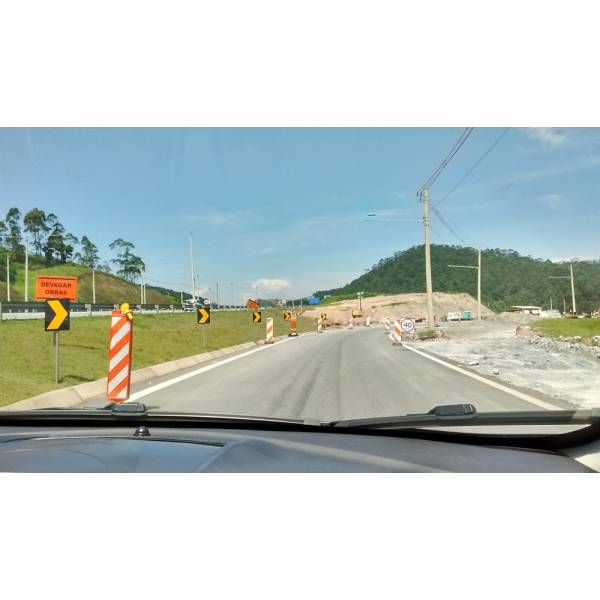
[
  {"left": 385, "top": 317, "right": 391, "bottom": 335},
  {"left": 389, "top": 319, "right": 402, "bottom": 346},
  {"left": 265, "top": 317, "right": 274, "bottom": 344},
  {"left": 288, "top": 317, "right": 299, "bottom": 337},
  {"left": 317, "top": 317, "right": 323, "bottom": 333},
  {"left": 107, "top": 303, "right": 134, "bottom": 402}
]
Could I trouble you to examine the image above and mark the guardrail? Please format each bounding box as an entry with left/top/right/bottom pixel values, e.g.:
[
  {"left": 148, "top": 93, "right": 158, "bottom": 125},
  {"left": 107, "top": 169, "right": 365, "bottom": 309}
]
[{"left": 0, "top": 302, "right": 249, "bottom": 321}]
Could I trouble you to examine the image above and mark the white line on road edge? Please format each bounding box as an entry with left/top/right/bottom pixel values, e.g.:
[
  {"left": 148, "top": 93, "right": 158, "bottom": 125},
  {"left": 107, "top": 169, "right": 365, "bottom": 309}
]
[
  {"left": 403, "top": 345, "right": 562, "bottom": 411},
  {"left": 125, "top": 337, "right": 297, "bottom": 402}
]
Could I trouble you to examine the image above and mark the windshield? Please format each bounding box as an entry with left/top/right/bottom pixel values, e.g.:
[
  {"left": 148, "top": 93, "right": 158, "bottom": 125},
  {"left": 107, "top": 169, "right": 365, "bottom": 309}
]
[{"left": 1, "top": 127, "right": 599, "bottom": 429}]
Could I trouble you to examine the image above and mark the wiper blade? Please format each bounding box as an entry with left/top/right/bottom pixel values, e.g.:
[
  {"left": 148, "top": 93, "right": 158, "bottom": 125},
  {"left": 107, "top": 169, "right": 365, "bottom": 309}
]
[{"left": 330, "top": 405, "right": 600, "bottom": 430}]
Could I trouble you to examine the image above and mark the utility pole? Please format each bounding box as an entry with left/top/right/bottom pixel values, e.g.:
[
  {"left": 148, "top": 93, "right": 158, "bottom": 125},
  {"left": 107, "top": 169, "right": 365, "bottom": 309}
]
[
  {"left": 180, "top": 290, "right": 183, "bottom": 306},
  {"left": 230, "top": 282, "right": 234, "bottom": 307},
  {"left": 6, "top": 254, "right": 10, "bottom": 302},
  {"left": 189, "top": 233, "right": 195, "bottom": 301},
  {"left": 420, "top": 184, "right": 435, "bottom": 328},
  {"left": 24, "top": 241, "right": 29, "bottom": 302},
  {"left": 549, "top": 265, "right": 576, "bottom": 316},
  {"left": 448, "top": 248, "right": 482, "bottom": 320},
  {"left": 92, "top": 268, "right": 96, "bottom": 304},
  {"left": 140, "top": 269, "right": 144, "bottom": 305},
  {"left": 216, "top": 282, "right": 219, "bottom": 308},
  {"left": 550, "top": 297, "right": 552, "bottom": 311},
  {"left": 570, "top": 263, "right": 576, "bottom": 315}
]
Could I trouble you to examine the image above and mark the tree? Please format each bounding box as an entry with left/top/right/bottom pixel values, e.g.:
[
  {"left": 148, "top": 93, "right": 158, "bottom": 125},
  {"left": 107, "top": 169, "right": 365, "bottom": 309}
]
[
  {"left": 23, "top": 208, "right": 48, "bottom": 255},
  {"left": 110, "top": 238, "right": 145, "bottom": 282},
  {"left": 42, "top": 214, "right": 78, "bottom": 264},
  {"left": 0, "top": 219, "right": 7, "bottom": 249},
  {"left": 79, "top": 235, "right": 100, "bottom": 268},
  {"left": 4, "top": 208, "right": 24, "bottom": 260}
]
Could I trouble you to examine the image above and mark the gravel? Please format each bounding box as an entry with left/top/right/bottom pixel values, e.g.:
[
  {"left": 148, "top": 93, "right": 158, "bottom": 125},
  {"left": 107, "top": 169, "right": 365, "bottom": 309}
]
[{"left": 416, "top": 319, "right": 600, "bottom": 408}]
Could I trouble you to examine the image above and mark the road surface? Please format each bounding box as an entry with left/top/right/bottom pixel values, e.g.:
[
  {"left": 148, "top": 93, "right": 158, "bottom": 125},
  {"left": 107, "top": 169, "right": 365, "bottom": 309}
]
[{"left": 85, "top": 326, "right": 569, "bottom": 421}]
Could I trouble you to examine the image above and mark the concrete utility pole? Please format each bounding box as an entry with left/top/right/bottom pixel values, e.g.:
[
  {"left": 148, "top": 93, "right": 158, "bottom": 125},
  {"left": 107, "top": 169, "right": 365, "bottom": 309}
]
[
  {"left": 420, "top": 184, "right": 435, "bottom": 328},
  {"left": 570, "top": 264, "right": 576, "bottom": 315},
  {"left": 6, "top": 254, "right": 10, "bottom": 302},
  {"left": 92, "top": 268, "right": 96, "bottom": 304},
  {"left": 448, "top": 247, "right": 482, "bottom": 320},
  {"left": 549, "top": 264, "right": 576, "bottom": 316},
  {"left": 216, "top": 282, "right": 219, "bottom": 307}
]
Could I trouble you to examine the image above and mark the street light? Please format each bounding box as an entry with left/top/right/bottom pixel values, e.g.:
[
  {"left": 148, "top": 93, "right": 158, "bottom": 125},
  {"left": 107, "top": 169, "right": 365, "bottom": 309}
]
[
  {"left": 548, "top": 264, "right": 576, "bottom": 316},
  {"left": 448, "top": 248, "right": 482, "bottom": 320}
]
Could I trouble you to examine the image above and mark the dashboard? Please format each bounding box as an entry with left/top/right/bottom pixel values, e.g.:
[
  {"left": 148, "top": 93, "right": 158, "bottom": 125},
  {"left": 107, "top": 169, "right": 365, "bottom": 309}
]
[{"left": 0, "top": 425, "right": 594, "bottom": 472}]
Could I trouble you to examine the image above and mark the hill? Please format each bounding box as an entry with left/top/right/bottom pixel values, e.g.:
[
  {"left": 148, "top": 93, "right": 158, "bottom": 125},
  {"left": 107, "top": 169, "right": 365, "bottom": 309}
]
[
  {"left": 1, "top": 262, "right": 177, "bottom": 304},
  {"left": 316, "top": 245, "right": 600, "bottom": 313}
]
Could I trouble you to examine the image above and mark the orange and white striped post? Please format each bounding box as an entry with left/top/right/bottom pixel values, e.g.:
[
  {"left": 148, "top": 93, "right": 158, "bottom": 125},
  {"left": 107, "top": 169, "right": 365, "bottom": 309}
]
[
  {"left": 389, "top": 319, "right": 402, "bottom": 346},
  {"left": 288, "top": 315, "right": 299, "bottom": 337},
  {"left": 348, "top": 317, "right": 354, "bottom": 330},
  {"left": 265, "top": 317, "right": 274, "bottom": 344},
  {"left": 317, "top": 317, "right": 323, "bottom": 333},
  {"left": 385, "top": 317, "right": 391, "bottom": 334},
  {"left": 107, "top": 303, "right": 134, "bottom": 403}
]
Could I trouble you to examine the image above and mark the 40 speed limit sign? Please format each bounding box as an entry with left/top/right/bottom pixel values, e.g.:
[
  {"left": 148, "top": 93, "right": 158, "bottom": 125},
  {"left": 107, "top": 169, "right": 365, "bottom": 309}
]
[{"left": 400, "top": 318, "right": 415, "bottom": 334}]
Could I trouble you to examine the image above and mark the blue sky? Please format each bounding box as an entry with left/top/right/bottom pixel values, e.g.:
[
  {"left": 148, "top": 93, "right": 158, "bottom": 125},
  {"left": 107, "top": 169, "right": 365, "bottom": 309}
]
[{"left": 1, "top": 127, "right": 599, "bottom": 301}]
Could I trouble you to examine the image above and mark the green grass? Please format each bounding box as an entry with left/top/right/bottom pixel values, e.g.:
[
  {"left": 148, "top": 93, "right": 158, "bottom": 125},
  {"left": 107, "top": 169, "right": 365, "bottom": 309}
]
[
  {"left": 531, "top": 318, "right": 600, "bottom": 341},
  {"left": 0, "top": 310, "right": 314, "bottom": 407}
]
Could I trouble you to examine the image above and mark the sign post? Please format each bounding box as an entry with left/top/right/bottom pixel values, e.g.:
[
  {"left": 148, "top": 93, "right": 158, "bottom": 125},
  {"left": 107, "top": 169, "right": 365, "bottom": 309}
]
[
  {"left": 44, "top": 299, "right": 71, "bottom": 383},
  {"left": 197, "top": 306, "right": 211, "bottom": 348}
]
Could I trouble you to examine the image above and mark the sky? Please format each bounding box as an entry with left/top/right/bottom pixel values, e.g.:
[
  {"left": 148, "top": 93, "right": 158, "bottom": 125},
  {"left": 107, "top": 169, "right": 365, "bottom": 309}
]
[{"left": 1, "top": 127, "right": 599, "bottom": 302}]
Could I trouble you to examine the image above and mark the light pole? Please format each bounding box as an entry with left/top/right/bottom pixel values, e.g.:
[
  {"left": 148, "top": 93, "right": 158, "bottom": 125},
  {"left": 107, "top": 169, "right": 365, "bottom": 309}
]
[
  {"left": 92, "top": 267, "right": 96, "bottom": 304},
  {"left": 5, "top": 254, "right": 10, "bottom": 302},
  {"left": 24, "top": 239, "right": 29, "bottom": 302},
  {"left": 549, "top": 264, "right": 576, "bottom": 316},
  {"left": 448, "top": 248, "right": 482, "bottom": 320}
]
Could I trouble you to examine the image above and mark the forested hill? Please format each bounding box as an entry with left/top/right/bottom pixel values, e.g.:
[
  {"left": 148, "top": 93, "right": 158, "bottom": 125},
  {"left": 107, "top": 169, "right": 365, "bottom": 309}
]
[{"left": 316, "top": 245, "right": 600, "bottom": 313}]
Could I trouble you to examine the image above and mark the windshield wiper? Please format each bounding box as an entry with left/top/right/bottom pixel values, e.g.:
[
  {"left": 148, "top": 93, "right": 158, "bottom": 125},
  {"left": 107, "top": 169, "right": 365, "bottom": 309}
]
[
  {"left": 330, "top": 405, "right": 600, "bottom": 430},
  {"left": 0, "top": 403, "right": 320, "bottom": 428}
]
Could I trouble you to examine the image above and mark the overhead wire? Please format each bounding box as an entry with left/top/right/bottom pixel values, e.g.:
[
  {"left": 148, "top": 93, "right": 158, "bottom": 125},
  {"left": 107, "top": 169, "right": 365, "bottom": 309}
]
[
  {"left": 434, "top": 127, "right": 511, "bottom": 208},
  {"left": 423, "top": 127, "right": 475, "bottom": 189}
]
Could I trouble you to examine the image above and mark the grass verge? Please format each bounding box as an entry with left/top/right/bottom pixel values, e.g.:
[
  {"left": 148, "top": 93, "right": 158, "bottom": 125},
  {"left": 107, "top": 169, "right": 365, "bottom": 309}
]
[
  {"left": 531, "top": 318, "right": 600, "bottom": 342},
  {"left": 0, "top": 310, "right": 314, "bottom": 407}
]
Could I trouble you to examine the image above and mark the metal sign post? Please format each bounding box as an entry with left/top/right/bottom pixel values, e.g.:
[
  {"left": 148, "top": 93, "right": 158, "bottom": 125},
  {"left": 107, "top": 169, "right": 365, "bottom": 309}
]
[{"left": 55, "top": 331, "right": 60, "bottom": 383}]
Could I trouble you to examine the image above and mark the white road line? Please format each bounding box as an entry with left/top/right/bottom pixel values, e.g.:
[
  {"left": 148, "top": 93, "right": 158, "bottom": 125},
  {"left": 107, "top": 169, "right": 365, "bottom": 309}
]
[
  {"left": 403, "top": 344, "right": 562, "bottom": 411},
  {"left": 126, "top": 336, "right": 298, "bottom": 402}
]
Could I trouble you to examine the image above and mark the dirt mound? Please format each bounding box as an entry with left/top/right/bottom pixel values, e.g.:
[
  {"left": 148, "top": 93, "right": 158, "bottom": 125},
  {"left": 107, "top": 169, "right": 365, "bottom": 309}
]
[{"left": 302, "top": 292, "right": 494, "bottom": 325}]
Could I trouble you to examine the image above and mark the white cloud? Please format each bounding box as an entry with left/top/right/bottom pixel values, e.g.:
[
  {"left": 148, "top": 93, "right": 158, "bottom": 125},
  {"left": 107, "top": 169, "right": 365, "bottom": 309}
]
[
  {"left": 526, "top": 128, "right": 568, "bottom": 147},
  {"left": 181, "top": 209, "right": 255, "bottom": 226},
  {"left": 538, "top": 192, "right": 565, "bottom": 209},
  {"left": 251, "top": 278, "right": 291, "bottom": 292},
  {"left": 551, "top": 256, "right": 596, "bottom": 263}
]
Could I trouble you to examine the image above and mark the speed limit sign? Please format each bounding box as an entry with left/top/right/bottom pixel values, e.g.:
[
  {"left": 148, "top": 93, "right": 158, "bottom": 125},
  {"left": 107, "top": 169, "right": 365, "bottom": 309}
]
[{"left": 400, "top": 318, "right": 415, "bottom": 333}]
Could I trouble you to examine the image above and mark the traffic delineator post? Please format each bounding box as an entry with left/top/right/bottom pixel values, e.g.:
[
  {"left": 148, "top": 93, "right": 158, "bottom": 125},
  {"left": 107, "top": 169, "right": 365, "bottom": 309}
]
[
  {"left": 389, "top": 319, "right": 402, "bottom": 346},
  {"left": 385, "top": 317, "right": 391, "bottom": 334},
  {"left": 288, "top": 316, "right": 299, "bottom": 337},
  {"left": 265, "top": 317, "right": 274, "bottom": 344},
  {"left": 107, "top": 303, "right": 134, "bottom": 403},
  {"left": 348, "top": 318, "right": 354, "bottom": 330},
  {"left": 366, "top": 316, "right": 371, "bottom": 327},
  {"left": 317, "top": 317, "right": 323, "bottom": 333}
]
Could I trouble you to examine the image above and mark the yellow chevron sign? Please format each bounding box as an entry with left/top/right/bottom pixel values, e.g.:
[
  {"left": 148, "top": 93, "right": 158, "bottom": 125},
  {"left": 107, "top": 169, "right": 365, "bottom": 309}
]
[
  {"left": 197, "top": 307, "right": 211, "bottom": 324},
  {"left": 283, "top": 311, "right": 292, "bottom": 321},
  {"left": 253, "top": 310, "right": 262, "bottom": 323},
  {"left": 45, "top": 299, "right": 70, "bottom": 331}
]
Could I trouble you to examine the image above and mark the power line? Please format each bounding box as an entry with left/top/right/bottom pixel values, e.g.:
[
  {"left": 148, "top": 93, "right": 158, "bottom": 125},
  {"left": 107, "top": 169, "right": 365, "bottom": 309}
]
[
  {"left": 431, "top": 206, "right": 470, "bottom": 246},
  {"left": 435, "top": 127, "right": 511, "bottom": 208},
  {"left": 424, "top": 127, "right": 475, "bottom": 189}
]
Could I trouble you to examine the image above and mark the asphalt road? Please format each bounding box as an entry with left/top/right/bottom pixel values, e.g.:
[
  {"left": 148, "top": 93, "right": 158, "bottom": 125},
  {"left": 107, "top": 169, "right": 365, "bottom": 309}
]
[{"left": 86, "top": 326, "right": 569, "bottom": 422}]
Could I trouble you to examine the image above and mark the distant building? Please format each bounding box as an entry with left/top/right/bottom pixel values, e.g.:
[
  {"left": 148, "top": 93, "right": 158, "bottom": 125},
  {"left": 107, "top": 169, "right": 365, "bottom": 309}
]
[{"left": 509, "top": 305, "right": 542, "bottom": 316}]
